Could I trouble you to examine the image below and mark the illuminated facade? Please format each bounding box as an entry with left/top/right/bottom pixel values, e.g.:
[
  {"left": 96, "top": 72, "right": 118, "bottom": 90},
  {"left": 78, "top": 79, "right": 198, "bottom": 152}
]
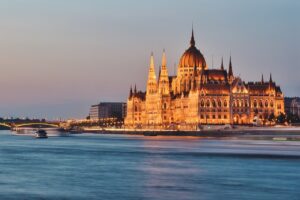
[{"left": 125, "top": 30, "right": 284, "bottom": 130}]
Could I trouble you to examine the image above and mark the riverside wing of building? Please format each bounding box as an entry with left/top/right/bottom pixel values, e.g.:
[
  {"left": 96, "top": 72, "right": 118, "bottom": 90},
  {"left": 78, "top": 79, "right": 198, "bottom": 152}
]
[{"left": 125, "top": 30, "right": 284, "bottom": 130}]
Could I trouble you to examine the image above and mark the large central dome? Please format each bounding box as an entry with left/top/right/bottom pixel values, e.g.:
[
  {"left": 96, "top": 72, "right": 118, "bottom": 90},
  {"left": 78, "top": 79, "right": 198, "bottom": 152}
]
[{"left": 179, "top": 30, "right": 206, "bottom": 70}]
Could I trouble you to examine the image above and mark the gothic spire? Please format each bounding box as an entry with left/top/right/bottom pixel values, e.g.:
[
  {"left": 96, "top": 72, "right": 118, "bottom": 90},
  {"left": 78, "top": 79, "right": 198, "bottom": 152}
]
[
  {"left": 134, "top": 84, "right": 137, "bottom": 94},
  {"left": 146, "top": 52, "right": 157, "bottom": 94},
  {"left": 129, "top": 85, "right": 133, "bottom": 98},
  {"left": 162, "top": 49, "right": 166, "bottom": 67},
  {"left": 261, "top": 74, "right": 264, "bottom": 83},
  {"left": 221, "top": 57, "right": 224, "bottom": 70},
  {"left": 190, "top": 27, "right": 195, "bottom": 47},
  {"left": 269, "top": 73, "right": 273, "bottom": 83},
  {"left": 228, "top": 55, "right": 233, "bottom": 76},
  {"left": 158, "top": 50, "right": 170, "bottom": 95},
  {"left": 150, "top": 52, "right": 155, "bottom": 70}
]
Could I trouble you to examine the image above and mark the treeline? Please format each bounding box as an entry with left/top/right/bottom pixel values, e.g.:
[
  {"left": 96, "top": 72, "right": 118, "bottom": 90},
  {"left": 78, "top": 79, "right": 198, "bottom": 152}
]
[{"left": 0, "top": 117, "right": 46, "bottom": 123}]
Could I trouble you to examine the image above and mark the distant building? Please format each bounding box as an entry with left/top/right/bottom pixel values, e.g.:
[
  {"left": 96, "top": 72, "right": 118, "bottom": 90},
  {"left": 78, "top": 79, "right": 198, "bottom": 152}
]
[
  {"left": 89, "top": 102, "right": 127, "bottom": 120},
  {"left": 285, "top": 97, "right": 300, "bottom": 118}
]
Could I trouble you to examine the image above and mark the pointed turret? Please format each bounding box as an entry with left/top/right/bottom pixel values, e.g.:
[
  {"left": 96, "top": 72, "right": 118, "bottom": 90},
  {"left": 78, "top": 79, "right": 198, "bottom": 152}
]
[
  {"left": 158, "top": 50, "right": 170, "bottom": 95},
  {"left": 228, "top": 56, "right": 233, "bottom": 76},
  {"left": 190, "top": 27, "right": 195, "bottom": 47},
  {"left": 129, "top": 85, "right": 133, "bottom": 98},
  {"left": 221, "top": 57, "right": 224, "bottom": 70},
  {"left": 134, "top": 84, "right": 137, "bottom": 94},
  {"left": 228, "top": 56, "right": 234, "bottom": 83},
  {"left": 146, "top": 53, "right": 158, "bottom": 94},
  {"left": 268, "top": 73, "right": 273, "bottom": 89},
  {"left": 261, "top": 74, "right": 264, "bottom": 83},
  {"left": 162, "top": 49, "right": 167, "bottom": 67}
]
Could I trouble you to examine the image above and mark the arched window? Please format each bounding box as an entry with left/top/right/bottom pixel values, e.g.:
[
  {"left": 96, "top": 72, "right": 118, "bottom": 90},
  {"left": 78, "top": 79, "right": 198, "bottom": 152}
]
[
  {"left": 270, "top": 100, "right": 274, "bottom": 108},
  {"left": 218, "top": 100, "right": 222, "bottom": 107},
  {"left": 200, "top": 100, "right": 205, "bottom": 107},
  {"left": 163, "top": 103, "right": 167, "bottom": 109},
  {"left": 259, "top": 100, "right": 263, "bottom": 108},
  {"left": 277, "top": 104, "right": 281, "bottom": 109},
  {"left": 265, "top": 100, "right": 268, "bottom": 108},
  {"left": 224, "top": 100, "right": 228, "bottom": 107},
  {"left": 135, "top": 105, "right": 138, "bottom": 112},
  {"left": 233, "top": 100, "right": 236, "bottom": 107},
  {"left": 236, "top": 100, "right": 240, "bottom": 107},
  {"left": 241, "top": 100, "right": 244, "bottom": 107},
  {"left": 212, "top": 100, "right": 217, "bottom": 108},
  {"left": 245, "top": 100, "right": 248, "bottom": 107},
  {"left": 254, "top": 100, "right": 257, "bottom": 108},
  {"left": 206, "top": 100, "right": 210, "bottom": 107}
]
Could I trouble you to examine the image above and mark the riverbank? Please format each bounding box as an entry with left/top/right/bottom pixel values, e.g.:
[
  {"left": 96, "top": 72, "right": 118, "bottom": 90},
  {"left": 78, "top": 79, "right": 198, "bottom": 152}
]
[{"left": 79, "top": 126, "right": 300, "bottom": 141}]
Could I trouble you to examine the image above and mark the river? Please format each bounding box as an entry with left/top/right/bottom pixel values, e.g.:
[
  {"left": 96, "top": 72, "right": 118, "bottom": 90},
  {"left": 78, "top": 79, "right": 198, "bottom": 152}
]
[{"left": 0, "top": 130, "right": 299, "bottom": 200}]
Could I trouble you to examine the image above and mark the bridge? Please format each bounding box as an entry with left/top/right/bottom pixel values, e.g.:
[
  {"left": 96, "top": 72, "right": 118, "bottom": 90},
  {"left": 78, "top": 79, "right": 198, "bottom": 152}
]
[{"left": 0, "top": 122, "right": 60, "bottom": 129}]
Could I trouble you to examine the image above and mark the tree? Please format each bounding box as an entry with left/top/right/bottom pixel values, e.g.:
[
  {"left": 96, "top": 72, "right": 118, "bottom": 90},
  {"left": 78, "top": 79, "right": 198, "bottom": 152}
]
[
  {"left": 276, "top": 113, "right": 286, "bottom": 124},
  {"left": 286, "top": 113, "right": 300, "bottom": 123},
  {"left": 268, "top": 113, "right": 276, "bottom": 122}
]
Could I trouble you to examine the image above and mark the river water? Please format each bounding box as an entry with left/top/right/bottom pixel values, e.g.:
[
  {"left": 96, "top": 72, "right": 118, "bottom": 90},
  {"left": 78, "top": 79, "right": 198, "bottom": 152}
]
[{"left": 0, "top": 130, "right": 299, "bottom": 200}]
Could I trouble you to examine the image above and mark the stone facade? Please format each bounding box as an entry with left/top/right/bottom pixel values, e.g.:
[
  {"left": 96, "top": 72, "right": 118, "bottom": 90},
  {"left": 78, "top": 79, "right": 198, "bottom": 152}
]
[{"left": 125, "top": 30, "right": 284, "bottom": 130}]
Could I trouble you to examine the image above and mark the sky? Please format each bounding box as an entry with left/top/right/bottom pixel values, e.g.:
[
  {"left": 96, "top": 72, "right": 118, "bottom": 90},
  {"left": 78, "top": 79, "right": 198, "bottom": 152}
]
[{"left": 0, "top": 0, "right": 299, "bottom": 119}]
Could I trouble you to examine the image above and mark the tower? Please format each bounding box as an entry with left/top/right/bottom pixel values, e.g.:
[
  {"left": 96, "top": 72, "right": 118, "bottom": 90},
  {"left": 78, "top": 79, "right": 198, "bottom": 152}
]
[
  {"left": 158, "top": 50, "right": 170, "bottom": 95},
  {"left": 146, "top": 53, "right": 158, "bottom": 95}
]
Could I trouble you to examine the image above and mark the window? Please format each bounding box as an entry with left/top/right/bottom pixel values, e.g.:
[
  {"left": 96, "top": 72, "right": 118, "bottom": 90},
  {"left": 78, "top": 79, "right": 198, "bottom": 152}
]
[
  {"left": 206, "top": 100, "right": 210, "bottom": 107},
  {"left": 212, "top": 100, "right": 217, "bottom": 108},
  {"left": 270, "top": 101, "right": 274, "bottom": 108},
  {"left": 212, "top": 115, "right": 216, "bottom": 119},
  {"left": 259, "top": 100, "right": 263, "bottom": 108},
  {"left": 200, "top": 100, "right": 205, "bottom": 107},
  {"left": 200, "top": 114, "right": 204, "bottom": 119},
  {"left": 218, "top": 100, "right": 222, "bottom": 107},
  {"left": 224, "top": 100, "right": 228, "bottom": 107},
  {"left": 265, "top": 100, "right": 268, "bottom": 108},
  {"left": 277, "top": 104, "right": 281, "bottom": 109},
  {"left": 254, "top": 100, "right": 257, "bottom": 108},
  {"left": 163, "top": 103, "right": 167, "bottom": 109},
  {"left": 218, "top": 115, "right": 221, "bottom": 119},
  {"left": 224, "top": 115, "right": 227, "bottom": 119}
]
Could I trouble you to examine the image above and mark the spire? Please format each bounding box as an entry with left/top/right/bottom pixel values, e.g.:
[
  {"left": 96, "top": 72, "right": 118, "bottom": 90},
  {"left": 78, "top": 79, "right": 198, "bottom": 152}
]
[
  {"left": 221, "top": 57, "right": 224, "bottom": 70},
  {"left": 162, "top": 49, "right": 166, "bottom": 67},
  {"left": 269, "top": 73, "right": 273, "bottom": 83},
  {"left": 129, "top": 85, "right": 133, "bottom": 98},
  {"left": 150, "top": 52, "right": 155, "bottom": 69},
  {"left": 158, "top": 50, "right": 170, "bottom": 95},
  {"left": 261, "top": 74, "right": 264, "bottom": 83},
  {"left": 190, "top": 26, "right": 195, "bottom": 47},
  {"left": 269, "top": 73, "right": 273, "bottom": 90},
  {"left": 228, "top": 55, "right": 233, "bottom": 76},
  {"left": 146, "top": 52, "right": 157, "bottom": 94},
  {"left": 134, "top": 84, "right": 137, "bottom": 94},
  {"left": 158, "top": 66, "right": 161, "bottom": 79}
]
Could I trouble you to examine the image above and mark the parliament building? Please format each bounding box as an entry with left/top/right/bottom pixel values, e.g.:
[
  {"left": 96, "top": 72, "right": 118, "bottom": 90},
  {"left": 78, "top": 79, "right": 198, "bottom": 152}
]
[{"left": 125, "top": 30, "right": 284, "bottom": 130}]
